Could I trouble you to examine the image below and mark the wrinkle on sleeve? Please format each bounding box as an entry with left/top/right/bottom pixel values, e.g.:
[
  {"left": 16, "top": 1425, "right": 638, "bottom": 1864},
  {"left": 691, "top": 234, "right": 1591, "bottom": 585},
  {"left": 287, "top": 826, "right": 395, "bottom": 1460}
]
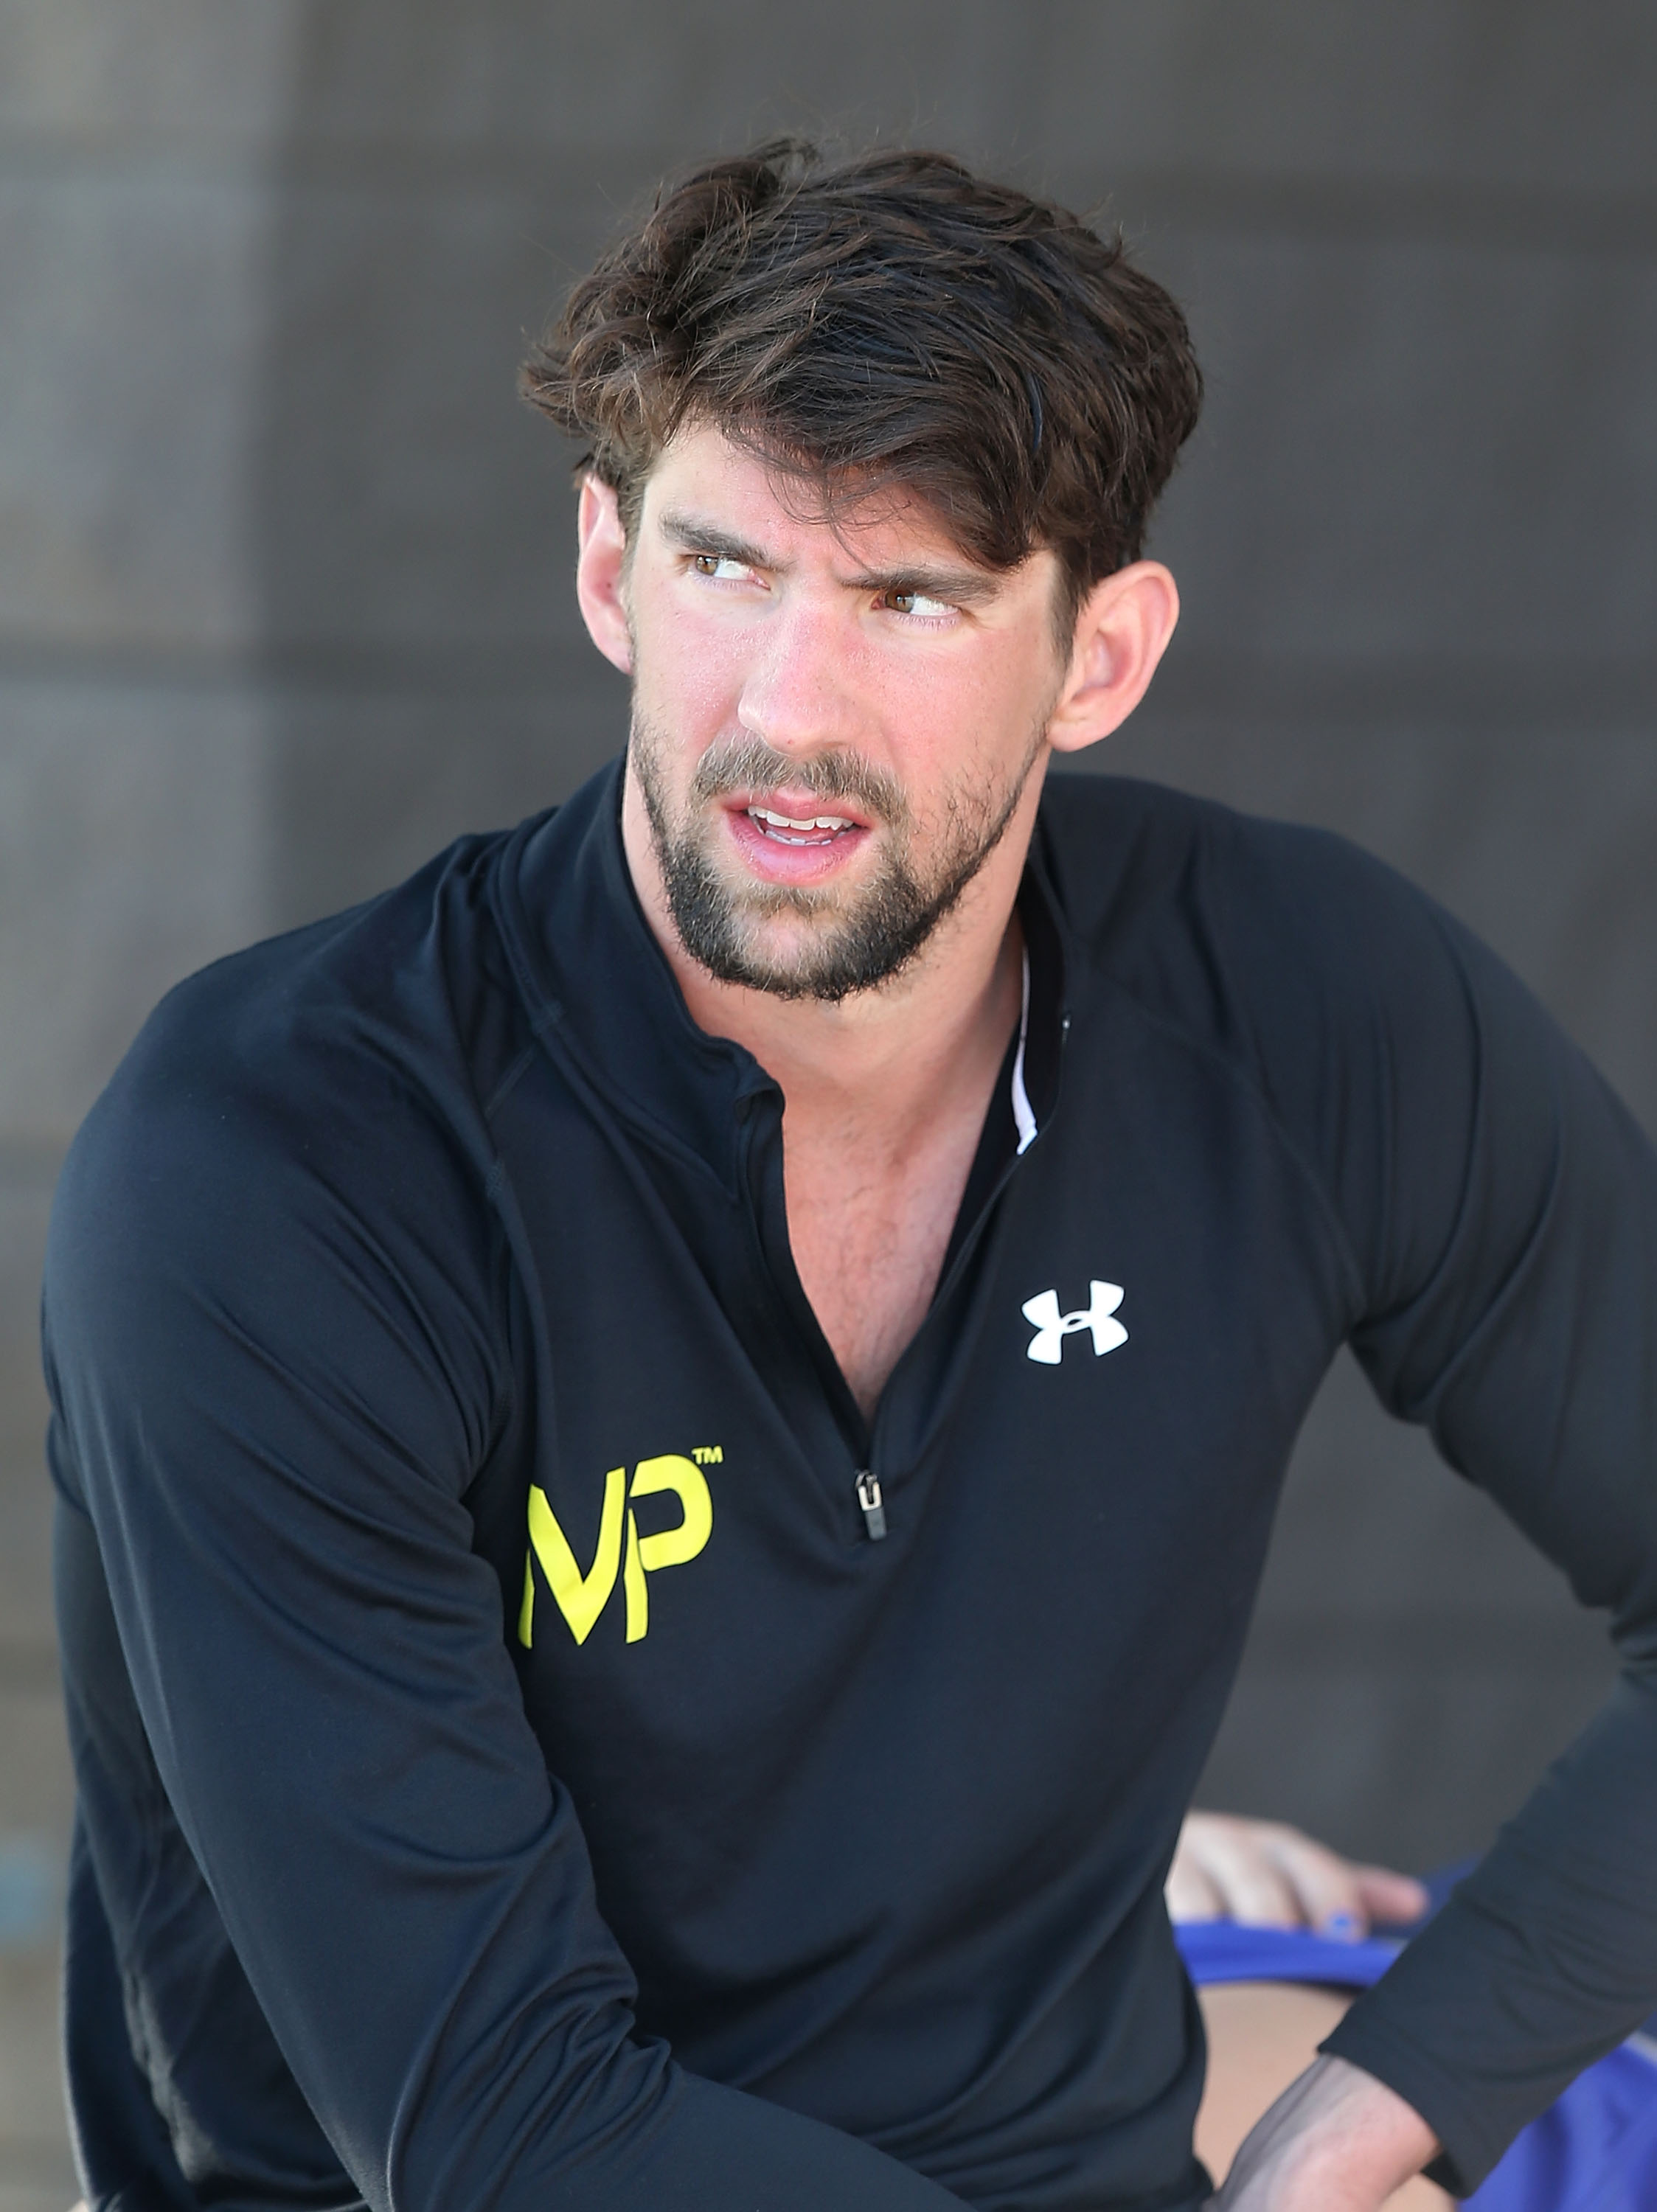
[{"left": 1232, "top": 837, "right": 1657, "bottom": 2194}]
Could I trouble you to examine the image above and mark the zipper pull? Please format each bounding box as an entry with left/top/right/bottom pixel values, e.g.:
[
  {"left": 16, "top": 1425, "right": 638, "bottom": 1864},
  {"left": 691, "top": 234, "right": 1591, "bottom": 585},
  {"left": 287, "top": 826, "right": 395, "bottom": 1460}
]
[{"left": 855, "top": 1470, "right": 887, "bottom": 1542}]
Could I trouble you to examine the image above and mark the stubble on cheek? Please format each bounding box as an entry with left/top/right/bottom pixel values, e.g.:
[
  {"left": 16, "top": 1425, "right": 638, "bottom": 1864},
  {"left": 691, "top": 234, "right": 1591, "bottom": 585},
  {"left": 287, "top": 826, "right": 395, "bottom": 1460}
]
[{"left": 628, "top": 703, "right": 1046, "bottom": 1002}]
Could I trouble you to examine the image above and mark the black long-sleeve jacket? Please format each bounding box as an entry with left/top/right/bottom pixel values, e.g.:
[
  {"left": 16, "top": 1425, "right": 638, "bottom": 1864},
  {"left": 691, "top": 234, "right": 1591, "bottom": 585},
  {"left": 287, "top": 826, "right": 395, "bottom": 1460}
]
[{"left": 44, "top": 761, "right": 1657, "bottom": 2209}]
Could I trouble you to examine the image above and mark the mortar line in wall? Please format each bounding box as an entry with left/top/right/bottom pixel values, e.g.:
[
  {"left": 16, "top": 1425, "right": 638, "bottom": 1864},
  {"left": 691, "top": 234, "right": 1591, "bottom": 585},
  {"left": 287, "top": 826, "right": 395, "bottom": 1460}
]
[
  {"left": 0, "top": 1640, "right": 62, "bottom": 1694},
  {"left": 3, "top": 639, "right": 1651, "bottom": 732},
  {"left": 0, "top": 637, "right": 577, "bottom": 698},
  {"left": 0, "top": 1141, "right": 66, "bottom": 1192},
  {"left": 0, "top": 2140, "right": 84, "bottom": 2185},
  {"left": 3, "top": 131, "right": 1657, "bottom": 260},
  {"left": 1236, "top": 1613, "right": 1618, "bottom": 1669}
]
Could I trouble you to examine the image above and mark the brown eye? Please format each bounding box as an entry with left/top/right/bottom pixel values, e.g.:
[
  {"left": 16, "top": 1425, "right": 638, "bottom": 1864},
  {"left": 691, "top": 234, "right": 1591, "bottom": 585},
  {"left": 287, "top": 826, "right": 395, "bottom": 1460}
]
[{"left": 885, "top": 587, "right": 953, "bottom": 620}]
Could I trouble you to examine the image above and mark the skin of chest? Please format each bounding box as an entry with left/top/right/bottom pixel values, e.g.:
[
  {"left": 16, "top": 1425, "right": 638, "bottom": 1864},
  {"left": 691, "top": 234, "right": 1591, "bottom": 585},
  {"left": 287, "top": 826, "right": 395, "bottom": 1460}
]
[{"left": 780, "top": 921, "right": 1024, "bottom": 1417}]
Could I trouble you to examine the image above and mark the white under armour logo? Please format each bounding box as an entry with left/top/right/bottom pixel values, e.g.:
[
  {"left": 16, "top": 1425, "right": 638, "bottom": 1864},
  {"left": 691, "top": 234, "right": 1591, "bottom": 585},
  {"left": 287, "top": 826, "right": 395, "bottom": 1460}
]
[{"left": 1021, "top": 1281, "right": 1128, "bottom": 1365}]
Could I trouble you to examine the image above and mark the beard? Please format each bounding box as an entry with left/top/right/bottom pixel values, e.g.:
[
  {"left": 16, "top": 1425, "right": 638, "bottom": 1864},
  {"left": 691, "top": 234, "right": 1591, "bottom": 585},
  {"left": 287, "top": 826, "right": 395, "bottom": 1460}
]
[{"left": 631, "top": 713, "right": 1046, "bottom": 1003}]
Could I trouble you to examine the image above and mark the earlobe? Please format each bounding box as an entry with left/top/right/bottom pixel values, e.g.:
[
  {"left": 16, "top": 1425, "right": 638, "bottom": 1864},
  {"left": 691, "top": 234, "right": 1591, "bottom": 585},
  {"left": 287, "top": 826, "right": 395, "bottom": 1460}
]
[
  {"left": 574, "top": 475, "right": 635, "bottom": 676},
  {"left": 1047, "top": 561, "right": 1180, "bottom": 757}
]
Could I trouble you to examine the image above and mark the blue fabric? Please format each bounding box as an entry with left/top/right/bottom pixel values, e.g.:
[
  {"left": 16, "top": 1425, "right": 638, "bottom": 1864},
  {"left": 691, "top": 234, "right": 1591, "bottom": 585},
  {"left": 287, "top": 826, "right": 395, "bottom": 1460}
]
[
  {"left": 1174, "top": 1916, "right": 1405, "bottom": 1993},
  {"left": 1176, "top": 1919, "right": 1657, "bottom": 2208},
  {"left": 1467, "top": 2042, "right": 1657, "bottom": 2212}
]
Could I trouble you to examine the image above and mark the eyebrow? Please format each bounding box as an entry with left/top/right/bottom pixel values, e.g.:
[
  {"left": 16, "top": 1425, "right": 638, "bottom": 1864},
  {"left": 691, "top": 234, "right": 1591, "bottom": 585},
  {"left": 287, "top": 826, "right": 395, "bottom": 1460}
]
[{"left": 656, "top": 507, "right": 1004, "bottom": 608}]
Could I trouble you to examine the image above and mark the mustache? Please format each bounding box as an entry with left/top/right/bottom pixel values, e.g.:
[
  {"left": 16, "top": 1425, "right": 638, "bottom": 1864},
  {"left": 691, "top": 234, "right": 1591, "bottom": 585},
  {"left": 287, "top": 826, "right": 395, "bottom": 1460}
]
[{"left": 687, "top": 734, "right": 911, "bottom": 827}]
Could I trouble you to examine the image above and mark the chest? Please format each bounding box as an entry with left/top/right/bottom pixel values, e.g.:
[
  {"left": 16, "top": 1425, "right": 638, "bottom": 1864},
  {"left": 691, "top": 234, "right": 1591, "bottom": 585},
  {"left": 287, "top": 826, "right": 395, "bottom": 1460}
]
[
  {"left": 782, "top": 1097, "right": 993, "bottom": 1418},
  {"left": 474, "top": 1007, "right": 1354, "bottom": 1722},
  {"left": 464, "top": 1012, "right": 1358, "bottom": 2076}
]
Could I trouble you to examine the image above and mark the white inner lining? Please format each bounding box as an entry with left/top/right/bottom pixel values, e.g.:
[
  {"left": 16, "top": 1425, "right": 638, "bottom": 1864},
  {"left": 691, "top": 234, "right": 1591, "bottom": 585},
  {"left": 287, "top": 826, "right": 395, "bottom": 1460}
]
[{"left": 1011, "top": 947, "right": 1037, "bottom": 1156}]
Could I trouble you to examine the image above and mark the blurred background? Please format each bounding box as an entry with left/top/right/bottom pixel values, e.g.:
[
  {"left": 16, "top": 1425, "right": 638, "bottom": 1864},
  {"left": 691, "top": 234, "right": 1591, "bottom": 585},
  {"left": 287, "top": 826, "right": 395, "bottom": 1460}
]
[{"left": 2, "top": 1, "right": 1654, "bottom": 2197}]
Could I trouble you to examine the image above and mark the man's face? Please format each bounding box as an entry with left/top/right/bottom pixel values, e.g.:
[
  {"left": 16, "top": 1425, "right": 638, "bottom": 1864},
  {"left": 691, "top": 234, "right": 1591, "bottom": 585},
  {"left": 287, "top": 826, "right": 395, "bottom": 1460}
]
[{"left": 615, "top": 425, "right": 1069, "bottom": 1001}]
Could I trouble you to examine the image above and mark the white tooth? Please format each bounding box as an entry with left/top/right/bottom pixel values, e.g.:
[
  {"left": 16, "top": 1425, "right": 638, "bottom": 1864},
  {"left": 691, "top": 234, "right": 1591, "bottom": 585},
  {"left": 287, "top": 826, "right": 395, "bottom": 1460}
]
[{"left": 748, "top": 805, "right": 853, "bottom": 832}]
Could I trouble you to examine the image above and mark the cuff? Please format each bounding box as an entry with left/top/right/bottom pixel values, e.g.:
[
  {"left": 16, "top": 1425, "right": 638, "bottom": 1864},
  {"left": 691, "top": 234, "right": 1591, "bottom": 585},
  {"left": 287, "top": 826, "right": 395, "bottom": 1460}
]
[{"left": 1319, "top": 2010, "right": 1488, "bottom": 2197}]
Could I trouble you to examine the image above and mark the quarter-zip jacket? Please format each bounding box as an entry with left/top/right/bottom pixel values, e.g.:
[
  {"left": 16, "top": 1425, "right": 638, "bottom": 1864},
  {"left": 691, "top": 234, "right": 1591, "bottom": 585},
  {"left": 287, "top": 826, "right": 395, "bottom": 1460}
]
[{"left": 44, "top": 761, "right": 1657, "bottom": 2211}]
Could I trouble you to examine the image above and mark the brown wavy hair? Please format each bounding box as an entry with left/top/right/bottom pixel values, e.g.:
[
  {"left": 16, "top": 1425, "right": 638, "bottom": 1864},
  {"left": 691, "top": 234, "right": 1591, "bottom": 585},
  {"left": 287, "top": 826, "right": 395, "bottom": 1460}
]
[{"left": 523, "top": 140, "right": 1203, "bottom": 641}]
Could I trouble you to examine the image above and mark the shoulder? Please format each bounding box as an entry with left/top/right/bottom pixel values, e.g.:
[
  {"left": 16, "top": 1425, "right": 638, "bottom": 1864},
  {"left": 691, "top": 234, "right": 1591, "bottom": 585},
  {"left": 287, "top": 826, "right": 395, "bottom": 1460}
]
[
  {"left": 45, "top": 828, "right": 538, "bottom": 1397},
  {"left": 76, "top": 824, "right": 532, "bottom": 1179},
  {"left": 1034, "top": 774, "right": 1596, "bottom": 1324},
  {"left": 1038, "top": 771, "right": 1447, "bottom": 961},
  {"left": 1034, "top": 771, "right": 1473, "bottom": 1069},
  {"left": 1033, "top": 775, "right": 1499, "bottom": 1282}
]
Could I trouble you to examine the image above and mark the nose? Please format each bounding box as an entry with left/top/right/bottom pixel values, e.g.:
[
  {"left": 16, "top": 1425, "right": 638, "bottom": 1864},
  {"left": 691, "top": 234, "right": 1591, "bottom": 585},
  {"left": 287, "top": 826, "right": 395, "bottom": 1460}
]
[{"left": 735, "top": 593, "right": 862, "bottom": 757}]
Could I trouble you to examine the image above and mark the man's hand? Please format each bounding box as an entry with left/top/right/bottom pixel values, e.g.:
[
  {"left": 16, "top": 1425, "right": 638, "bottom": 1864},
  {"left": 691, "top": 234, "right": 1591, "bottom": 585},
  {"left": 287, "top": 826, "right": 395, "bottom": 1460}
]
[
  {"left": 1169, "top": 1812, "right": 1429, "bottom": 1939},
  {"left": 1206, "top": 2053, "right": 1440, "bottom": 2210}
]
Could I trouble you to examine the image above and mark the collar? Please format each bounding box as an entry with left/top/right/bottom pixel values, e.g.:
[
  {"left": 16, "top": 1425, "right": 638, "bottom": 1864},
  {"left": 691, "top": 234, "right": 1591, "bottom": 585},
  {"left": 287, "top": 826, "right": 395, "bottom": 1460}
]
[{"left": 492, "top": 756, "right": 1071, "bottom": 1193}]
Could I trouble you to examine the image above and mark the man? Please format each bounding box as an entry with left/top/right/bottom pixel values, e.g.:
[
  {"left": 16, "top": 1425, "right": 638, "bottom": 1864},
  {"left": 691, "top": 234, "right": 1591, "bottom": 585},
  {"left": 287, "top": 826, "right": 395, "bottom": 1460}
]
[{"left": 43, "top": 142, "right": 1657, "bottom": 2211}]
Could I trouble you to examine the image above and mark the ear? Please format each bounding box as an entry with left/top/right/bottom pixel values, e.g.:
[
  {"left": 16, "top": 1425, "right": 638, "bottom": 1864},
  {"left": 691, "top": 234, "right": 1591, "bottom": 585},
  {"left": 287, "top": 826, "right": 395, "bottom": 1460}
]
[
  {"left": 575, "top": 475, "right": 634, "bottom": 675},
  {"left": 1046, "top": 561, "right": 1180, "bottom": 757}
]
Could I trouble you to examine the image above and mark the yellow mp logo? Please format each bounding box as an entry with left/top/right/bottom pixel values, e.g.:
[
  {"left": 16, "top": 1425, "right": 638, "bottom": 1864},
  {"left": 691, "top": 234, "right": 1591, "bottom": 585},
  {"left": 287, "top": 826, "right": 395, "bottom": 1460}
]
[{"left": 518, "top": 1454, "right": 715, "bottom": 1649}]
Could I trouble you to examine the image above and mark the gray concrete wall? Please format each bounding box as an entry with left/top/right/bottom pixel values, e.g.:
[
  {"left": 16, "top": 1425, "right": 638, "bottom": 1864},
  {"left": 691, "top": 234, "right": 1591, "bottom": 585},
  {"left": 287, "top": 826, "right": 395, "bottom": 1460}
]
[{"left": 2, "top": 2, "right": 1653, "bottom": 2188}]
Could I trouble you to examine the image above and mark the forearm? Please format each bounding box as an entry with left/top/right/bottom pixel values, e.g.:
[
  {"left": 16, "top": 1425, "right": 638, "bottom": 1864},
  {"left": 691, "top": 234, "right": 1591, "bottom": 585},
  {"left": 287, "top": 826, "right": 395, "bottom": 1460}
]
[
  {"left": 1329, "top": 911, "right": 1657, "bottom": 2189},
  {"left": 1209, "top": 2054, "right": 1437, "bottom": 2211},
  {"left": 1324, "top": 1666, "right": 1657, "bottom": 2191}
]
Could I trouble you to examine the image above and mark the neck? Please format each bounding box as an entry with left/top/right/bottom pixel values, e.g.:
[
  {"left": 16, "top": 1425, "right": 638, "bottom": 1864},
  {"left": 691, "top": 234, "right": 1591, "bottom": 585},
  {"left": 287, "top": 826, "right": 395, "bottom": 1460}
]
[
  {"left": 621, "top": 759, "right": 1044, "bottom": 1416},
  {"left": 619, "top": 759, "right": 1041, "bottom": 1146}
]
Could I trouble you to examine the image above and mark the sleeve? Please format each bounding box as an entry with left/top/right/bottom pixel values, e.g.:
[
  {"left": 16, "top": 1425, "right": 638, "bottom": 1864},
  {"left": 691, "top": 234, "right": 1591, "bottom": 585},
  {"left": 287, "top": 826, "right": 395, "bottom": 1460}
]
[
  {"left": 43, "top": 1004, "right": 962, "bottom": 2212},
  {"left": 1237, "top": 829, "right": 1657, "bottom": 2195}
]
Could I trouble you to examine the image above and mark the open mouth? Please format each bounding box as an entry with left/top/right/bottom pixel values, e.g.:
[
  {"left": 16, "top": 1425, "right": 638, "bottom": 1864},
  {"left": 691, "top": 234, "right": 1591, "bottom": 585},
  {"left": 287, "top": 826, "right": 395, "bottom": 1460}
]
[
  {"left": 744, "top": 804, "right": 861, "bottom": 847},
  {"left": 717, "top": 785, "right": 878, "bottom": 885}
]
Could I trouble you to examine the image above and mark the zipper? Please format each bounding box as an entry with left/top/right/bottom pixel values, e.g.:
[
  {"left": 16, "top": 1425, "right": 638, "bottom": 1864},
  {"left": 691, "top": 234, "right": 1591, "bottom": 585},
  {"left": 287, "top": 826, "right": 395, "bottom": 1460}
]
[
  {"left": 850, "top": 1004, "right": 1074, "bottom": 1548},
  {"left": 854, "top": 1470, "right": 887, "bottom": 1542}
]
